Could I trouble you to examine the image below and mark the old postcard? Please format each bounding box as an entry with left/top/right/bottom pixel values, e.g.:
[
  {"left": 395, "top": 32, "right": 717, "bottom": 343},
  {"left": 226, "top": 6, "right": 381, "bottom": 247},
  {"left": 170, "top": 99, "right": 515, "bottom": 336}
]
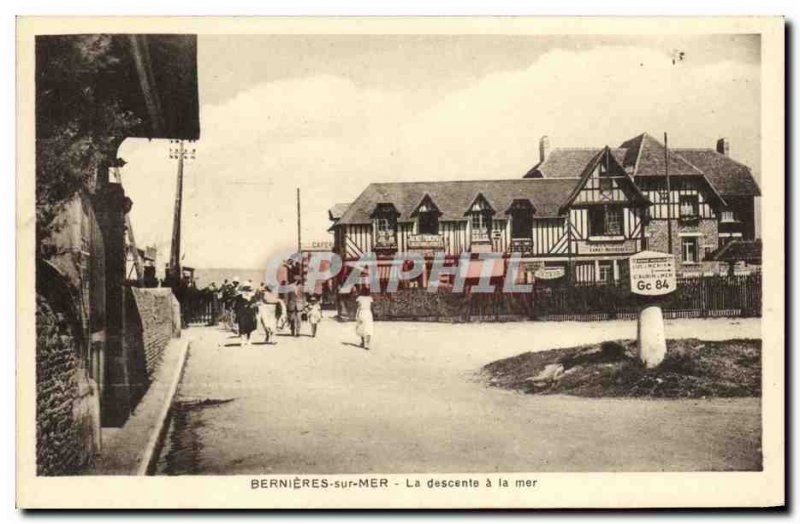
[{"left": 16, "top": 16, "right": 785, "bottom": 509}]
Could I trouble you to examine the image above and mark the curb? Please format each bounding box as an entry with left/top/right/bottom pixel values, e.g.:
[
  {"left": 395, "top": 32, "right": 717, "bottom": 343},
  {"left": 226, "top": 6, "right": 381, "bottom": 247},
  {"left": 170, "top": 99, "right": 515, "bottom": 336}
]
[{"left": 136, "top": 336, "right": 191, "bottom": 475}]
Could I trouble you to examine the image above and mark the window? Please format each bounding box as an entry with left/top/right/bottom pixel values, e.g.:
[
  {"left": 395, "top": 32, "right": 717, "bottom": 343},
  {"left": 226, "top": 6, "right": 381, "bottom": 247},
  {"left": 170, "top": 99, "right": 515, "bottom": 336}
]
[
  {"left": 598, "top": 261, "right": 614, "bottom": 283},
  {"left": 721, "top": 210, "right": 736, "bottom": 223},
  {"left": 682, "top": 237, "right": 699, "bottom": 264},
  {"left": 679, "top": 194, "right": 699, "bottom": 220},
  {"left": 372, "top": 203, "right": 397, "bottom": 248},
  {"left": 471, "top": 211, "right": 491, "bottom": 240},
  {"left": 374, "top": 218, "right": 390, "bottom": 232},
  {"left": 606, "top": 207, "right": 622, "bottom": 235},
  {"left": 469, "top": 196, "right": 493, "bottom": 242},
  {"left": 509, "top": 201, "right": 533, "bottom": 239},
  {"left": 588, "top": 205, "right": 623, "bottom": 237},
  {"left": 417, "top": 212, "right": 439, "bottom": 235}
]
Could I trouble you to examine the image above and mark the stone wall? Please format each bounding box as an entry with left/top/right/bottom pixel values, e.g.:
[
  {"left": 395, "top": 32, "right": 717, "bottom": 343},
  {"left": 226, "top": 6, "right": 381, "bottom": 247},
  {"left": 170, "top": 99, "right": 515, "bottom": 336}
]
[
  {"left": 36, "top": 195, "right": 105, "bottom": 475},
  {"left": 36, "top": 293, "right": 99, "bottom": 476},
  {"left": 124, "top": 288, "right": 181, "bottom": 408},
  {"left": 645, "top": 218, "right": 721, "bottom": 274}
]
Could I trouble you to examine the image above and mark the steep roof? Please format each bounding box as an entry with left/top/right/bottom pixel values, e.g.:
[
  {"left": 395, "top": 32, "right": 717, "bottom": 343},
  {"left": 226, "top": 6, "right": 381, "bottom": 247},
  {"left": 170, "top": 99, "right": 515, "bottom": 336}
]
[
  {"left": 336, "top": 178, "right": 580, "bottom": 225},
  {"left": 526, "top": 133, "right": 758, "bottom": 201},
  {"left": 620, "top": 133, "right": 705, "bottom": 177},
  {"left": 524, "top": 148, "right": 627, "bottom": 178},
  {"left": 328, "top": 203, "right": 351, "bottom": 221},
  {"left": 676, "top": 149, "right": 761, "bottom": 197}
]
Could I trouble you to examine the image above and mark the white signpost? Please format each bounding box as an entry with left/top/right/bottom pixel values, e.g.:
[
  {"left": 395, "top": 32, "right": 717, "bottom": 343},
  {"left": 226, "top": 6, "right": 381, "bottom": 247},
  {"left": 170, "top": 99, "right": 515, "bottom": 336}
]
[{"left": 629, "top": 251, "right": 677, "bottom": 368}]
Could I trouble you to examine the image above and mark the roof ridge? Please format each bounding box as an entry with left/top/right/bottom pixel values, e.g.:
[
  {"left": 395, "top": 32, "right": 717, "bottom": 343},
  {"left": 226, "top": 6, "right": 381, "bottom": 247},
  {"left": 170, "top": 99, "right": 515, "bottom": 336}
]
[
  {"left": 679, "top": 148, "right": 754, "bottom": 170},
  {"left": 365, "top": 177, "right": 581, "bottom": 185}
]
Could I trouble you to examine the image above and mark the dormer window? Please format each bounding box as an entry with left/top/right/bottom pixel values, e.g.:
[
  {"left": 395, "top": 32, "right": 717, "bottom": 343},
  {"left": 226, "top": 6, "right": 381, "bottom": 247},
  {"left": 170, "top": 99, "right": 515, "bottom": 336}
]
[
  {"left": 468, "top": 196, "right": 493, "bottom": 242},
  {"left": 508, "top": 200, "right": 534, "bottom": 239},
  {"left": 415, "top": 197, "right": 440, "bottom": 235},
  {"left": 371, "top": 203, "right": 398, "bottom": 249}
]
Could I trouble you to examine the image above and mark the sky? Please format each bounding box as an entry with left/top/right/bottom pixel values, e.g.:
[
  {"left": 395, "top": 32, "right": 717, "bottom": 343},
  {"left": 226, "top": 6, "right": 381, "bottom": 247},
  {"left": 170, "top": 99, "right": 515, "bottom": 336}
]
[{"left": 118, "top": 34, "right": 761, "bottom": 271}]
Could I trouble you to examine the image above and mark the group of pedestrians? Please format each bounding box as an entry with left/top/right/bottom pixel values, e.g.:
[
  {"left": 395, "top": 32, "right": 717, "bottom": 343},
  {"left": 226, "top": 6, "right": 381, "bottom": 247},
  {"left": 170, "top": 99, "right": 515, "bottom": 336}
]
[
  {"left": 208, "top": 277, "right": 375, "bottom": 350},
  {"left": 214, "top": 276, "right": 323, "bottom": 346}
]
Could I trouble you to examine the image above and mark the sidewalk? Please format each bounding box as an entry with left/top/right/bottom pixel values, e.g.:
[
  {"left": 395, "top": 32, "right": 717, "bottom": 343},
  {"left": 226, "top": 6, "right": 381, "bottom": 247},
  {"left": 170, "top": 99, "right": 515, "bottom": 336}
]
[{"left": 96, "top": 335, "right": 190, "bottom": 475}]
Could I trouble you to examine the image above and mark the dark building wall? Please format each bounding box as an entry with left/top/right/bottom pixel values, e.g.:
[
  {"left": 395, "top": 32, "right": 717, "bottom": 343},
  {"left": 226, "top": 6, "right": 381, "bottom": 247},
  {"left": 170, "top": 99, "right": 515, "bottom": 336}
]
[
  {"left": 94, "top": 182, "right": 133, "bottom": 427},
  {"left": 724, "top": 195, "right": 757, "bottom": 240}
]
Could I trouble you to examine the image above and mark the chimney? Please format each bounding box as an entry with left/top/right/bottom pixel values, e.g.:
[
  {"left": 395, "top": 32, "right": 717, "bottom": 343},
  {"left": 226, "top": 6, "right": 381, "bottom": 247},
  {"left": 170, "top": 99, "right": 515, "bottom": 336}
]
[
  {"left": 716, "top": 137, "right": 730, "bottom": 156},
  {"left": 539, "top": 135, "right": 550, "bottom": 163}
]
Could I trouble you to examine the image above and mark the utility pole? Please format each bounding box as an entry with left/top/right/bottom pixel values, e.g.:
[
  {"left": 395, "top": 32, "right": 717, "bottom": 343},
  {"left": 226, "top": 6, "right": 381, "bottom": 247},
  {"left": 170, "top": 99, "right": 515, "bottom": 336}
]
[
  {"left": 168, "top": 140, "right": 195, "bottom": 286},
  {"left": 297, "top": 187, "right": 303, "bottom": 286},
  {"left": 664, "top": 132, "right": 673, "bottom": 255}
]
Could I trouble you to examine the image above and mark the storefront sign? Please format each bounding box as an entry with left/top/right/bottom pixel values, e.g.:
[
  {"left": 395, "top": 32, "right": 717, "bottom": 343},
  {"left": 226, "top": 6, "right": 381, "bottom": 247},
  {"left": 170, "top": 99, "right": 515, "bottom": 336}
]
[
  {"left": 301, "top": 240, "right": 335, "bottom": 252},
  {"left": 533, "top": 267, "right": 565, "bottom": 280},
  {"left": 577, "top": 239, "right": 638, "bottom": 255},
  {"left": 629, "top": 251, "right": 676, "bottom": 296},
  {"left": 408, "top": 234, "right": 444, "bottom": 251}
]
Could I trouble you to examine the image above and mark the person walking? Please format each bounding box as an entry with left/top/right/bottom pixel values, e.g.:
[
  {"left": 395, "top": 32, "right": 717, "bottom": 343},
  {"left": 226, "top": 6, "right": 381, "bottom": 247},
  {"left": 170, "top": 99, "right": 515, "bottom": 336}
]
[
  {"left": 305, "top": 295, "right": 322, "bottom": 338},
  {"left": 236, "top": 283, "right": 258, "bottom": 346},
  {"left": 225, "top": 277, "right": 241, "bottom": 332},
  {"left": 285, "top": 276, "right": 305, "bottom": 337},
  {"left": 355, "top": 286, "right": 374, "bottom": 350},
  {"left": 257, "top": 287, "right": 281, "bottom": 345}
]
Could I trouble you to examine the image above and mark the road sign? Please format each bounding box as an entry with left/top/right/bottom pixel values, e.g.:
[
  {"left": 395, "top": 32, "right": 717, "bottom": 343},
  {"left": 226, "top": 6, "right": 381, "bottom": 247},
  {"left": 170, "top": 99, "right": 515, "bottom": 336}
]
[{"left": 629, "top": 251, "right": 676, "bottom": 296}]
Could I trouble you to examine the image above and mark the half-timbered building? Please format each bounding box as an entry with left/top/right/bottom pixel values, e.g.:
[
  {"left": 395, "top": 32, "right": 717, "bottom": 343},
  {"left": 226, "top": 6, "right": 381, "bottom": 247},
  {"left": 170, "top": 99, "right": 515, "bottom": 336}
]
[{"left": 329, "top": 132, "right": 760, "bottom": 287}]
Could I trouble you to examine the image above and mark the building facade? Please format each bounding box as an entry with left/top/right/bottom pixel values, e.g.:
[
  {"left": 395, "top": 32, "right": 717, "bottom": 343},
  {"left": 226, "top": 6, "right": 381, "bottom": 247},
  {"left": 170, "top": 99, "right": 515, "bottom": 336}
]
[
  {"left": 329, "top": 133, "right": 760, "bottom": 287},
  {"left": 35, "top": 34, "right": 200, "bottom": 474}
]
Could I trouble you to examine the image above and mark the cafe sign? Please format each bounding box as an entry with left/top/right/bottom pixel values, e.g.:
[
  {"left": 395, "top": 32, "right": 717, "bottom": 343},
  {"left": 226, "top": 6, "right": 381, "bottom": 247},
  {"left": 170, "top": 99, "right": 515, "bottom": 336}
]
[
  {"left": 629, "top": 251, "right": 676, "bottom": 296},
  {"left": 301, "top": 240, "right": 335, "bottom": 252}
]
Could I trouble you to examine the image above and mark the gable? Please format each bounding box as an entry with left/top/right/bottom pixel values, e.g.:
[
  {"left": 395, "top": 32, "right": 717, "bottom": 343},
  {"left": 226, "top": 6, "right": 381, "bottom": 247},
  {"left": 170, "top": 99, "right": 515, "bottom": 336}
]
[
  {"left": 561, "top": 147, "right": 650, "bottom": 209},
  {"left": 411, "top": 194, "right": 442, "bottom": 216}
]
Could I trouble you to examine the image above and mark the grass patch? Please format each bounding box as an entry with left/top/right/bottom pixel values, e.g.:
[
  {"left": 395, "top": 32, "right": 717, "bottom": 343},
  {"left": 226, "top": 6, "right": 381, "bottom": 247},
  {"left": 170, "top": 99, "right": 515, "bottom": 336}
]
[{"left": 481, "top": 339, "right": 761, "bottom": 398}]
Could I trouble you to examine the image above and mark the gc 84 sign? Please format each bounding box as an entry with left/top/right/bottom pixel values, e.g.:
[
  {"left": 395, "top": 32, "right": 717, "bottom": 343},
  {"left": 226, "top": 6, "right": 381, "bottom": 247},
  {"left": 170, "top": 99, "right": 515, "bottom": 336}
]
[{"left": 629, "top": 251, "right": 677, "bottom": 296}]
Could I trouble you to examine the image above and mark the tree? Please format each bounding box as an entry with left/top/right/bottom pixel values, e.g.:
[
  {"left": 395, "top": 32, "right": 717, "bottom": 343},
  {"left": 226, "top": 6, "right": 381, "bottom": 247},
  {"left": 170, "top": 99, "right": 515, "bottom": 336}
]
[{"left": 35, "top": 35, "right": 141, "bottom": 258}]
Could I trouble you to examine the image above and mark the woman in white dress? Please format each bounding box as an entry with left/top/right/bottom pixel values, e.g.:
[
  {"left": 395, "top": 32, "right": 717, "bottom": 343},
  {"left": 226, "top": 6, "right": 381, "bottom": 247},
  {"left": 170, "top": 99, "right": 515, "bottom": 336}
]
[
  {"left": 354, "top": 287, "right": 374, "bottom": 350},
  {"left": 257, "top": 289, "right": 280, "bottom": 345}
]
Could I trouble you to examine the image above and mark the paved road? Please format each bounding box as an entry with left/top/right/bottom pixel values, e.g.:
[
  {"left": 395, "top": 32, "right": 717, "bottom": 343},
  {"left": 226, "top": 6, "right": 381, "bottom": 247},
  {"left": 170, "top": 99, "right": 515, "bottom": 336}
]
[{"left": 156, "top": 316, "right": 761, "bottom": 474}]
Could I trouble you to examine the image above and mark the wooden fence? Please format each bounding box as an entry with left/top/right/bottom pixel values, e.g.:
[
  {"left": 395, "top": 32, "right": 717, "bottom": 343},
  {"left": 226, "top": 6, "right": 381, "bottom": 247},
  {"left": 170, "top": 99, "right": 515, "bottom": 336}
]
[
  {"left": 533, "top": 273, "right": 762, "bottom": 321},
  {"left": 336, "top": 273, "right": 761, "bottom": 322}
]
